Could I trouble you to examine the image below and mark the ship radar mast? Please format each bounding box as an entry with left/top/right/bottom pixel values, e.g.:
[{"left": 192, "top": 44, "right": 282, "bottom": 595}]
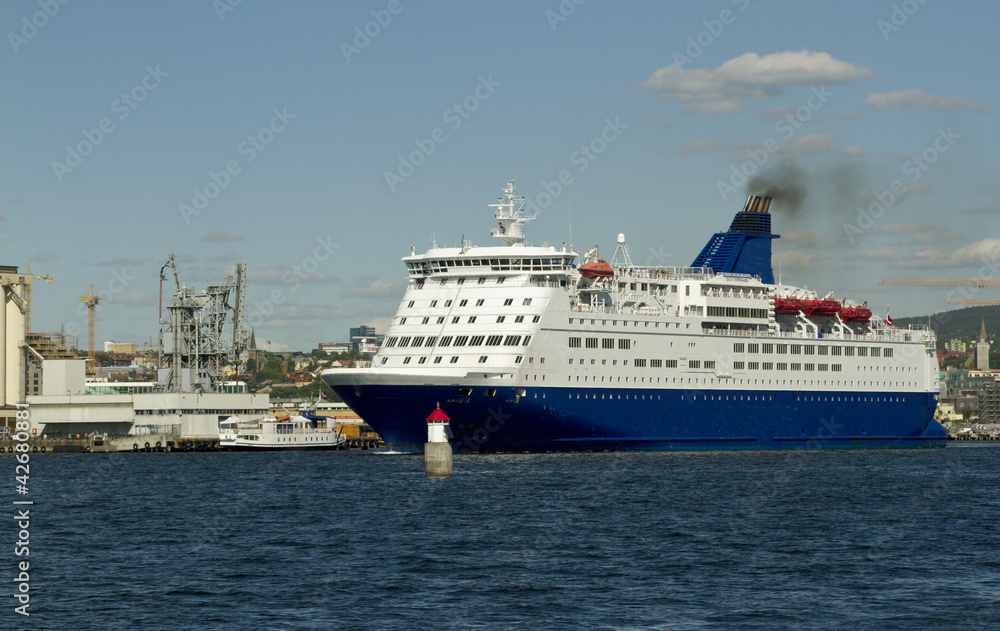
[
  {"left": 610, "top": 233, "right": 633, "bottom": 267},
  {"left": 489, "top": 180, "right": 535, "bottom": 246}
]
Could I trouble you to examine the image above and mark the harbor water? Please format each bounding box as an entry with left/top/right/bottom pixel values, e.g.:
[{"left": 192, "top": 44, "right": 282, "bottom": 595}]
[{"left": 7, "top": 444, "right": 1000, "bottom": 630}]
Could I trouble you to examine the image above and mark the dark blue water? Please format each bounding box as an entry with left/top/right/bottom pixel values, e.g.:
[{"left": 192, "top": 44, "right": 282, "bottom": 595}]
[{"left": 3, "top": 444, "right": 999, "bottom": 630}]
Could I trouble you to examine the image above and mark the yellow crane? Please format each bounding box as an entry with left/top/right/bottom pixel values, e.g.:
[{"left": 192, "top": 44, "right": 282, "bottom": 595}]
[
  {"left": 879, "top": 279, "right": 1000, "bottom": 288},
  {"left": 24, "top": 263, "right": 53, "bottom": 335},
  {"left": 78, "top": 284, "right": 101, "bottom": 375},
  {"left": 879, "top": 279, "right": 1000, "bottom": 306}
]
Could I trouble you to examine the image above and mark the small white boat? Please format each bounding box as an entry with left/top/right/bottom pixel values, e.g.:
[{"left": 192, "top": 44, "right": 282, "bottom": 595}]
[{"left": 219, "top": 413, "right": 347, "bottom": 451}]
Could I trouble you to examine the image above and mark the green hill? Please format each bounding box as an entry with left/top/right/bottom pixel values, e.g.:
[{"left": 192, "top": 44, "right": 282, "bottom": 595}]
[{"left": 892, "top": 305, "right": 1000, "bottom": 346}]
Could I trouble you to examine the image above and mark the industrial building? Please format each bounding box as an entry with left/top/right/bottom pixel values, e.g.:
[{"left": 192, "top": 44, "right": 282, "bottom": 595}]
[{"left": 11, "top": 257, "right": 269, "bottom": 438}]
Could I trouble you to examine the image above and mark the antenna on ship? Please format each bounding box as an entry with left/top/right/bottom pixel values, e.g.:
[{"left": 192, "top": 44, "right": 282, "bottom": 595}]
[
  {"left": 568, "top": 203, "right": 573, "bottom": 253},
  {"left": 489, "top": 180, "right": 534, "bottom": 246},
  {"left": 610, "top": 233, "right": 633, "bottom": 268}
]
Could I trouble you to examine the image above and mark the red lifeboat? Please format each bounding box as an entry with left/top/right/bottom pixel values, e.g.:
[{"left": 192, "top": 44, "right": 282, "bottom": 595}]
[
  {"left": 802, "top": 299, "right": 840, "bottom": 316},
  {"left": 840, "top": 303, "right": 872, "bottom": 322},
  {"left": 774, "top": 296, "right": 804, "bottom": 314},
  {"left": 579, "top": 259, "right": 614, "bottom": 279}
]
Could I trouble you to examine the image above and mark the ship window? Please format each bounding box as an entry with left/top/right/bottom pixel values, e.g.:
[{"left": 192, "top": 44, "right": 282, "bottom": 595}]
[
  {"left": 452, "top": 317, "right": 460, "bottom": 324},
  {"left": 857, "top": 347, "right": 868, "bottom": 357},
  {"left": 408, "top": 301, "right": 414, "bottom": 308},
  {"left": 479, "top": 356, "right": 488, "bottom": 363},
  {"left": 399, "top": 317, "right": 407, "bottom": 325},
  {"left": 422, "top": 317, "right": 429, "bottom": 324},
  {"left": 832, "top": 346, "right": 842, "bottom": 356},
  {"left": 689, "top": 360, "right": 700, "bottom": 369},
  {"left": 450, "top": 356, "right": 459, "bottom": 363},
  {"left": 485, "top": 388, "right": 496, "bottom": 396},
  {"left": 425, "top": 337, "right": 437, "bottom": 347},
  {"left": 705, "top": 360, "right": 716, "bottom": 369},
  {"left": 398, "top": 337, "right": 411, "bottom": 348},
  {"left": 470, "top": 335, "right": 485, "bottom": 346},
  {"left": 478, "top": 278, "right": 486, "bottom": 284},
  {"left": 504, "top": 335, "right": 521, "bottom": 346},
  {"left": 445, "top": 300, "right": 452, "bottom": 307},
  {"left": 804, "top": 345, "right": 815, "bottom": 355},
  {"left": 602, "top": 338, "right": 614, "bottom": 349},
  {"left": 618, "top": 339, "right": 631, "bottom": 350},
  {"left": 434, "top": 357, "right": 442, "bottom": 364},
  {"left": 734, "top": 343, "right": 745, "bottom": 353},
  {"left": 523, "top": 336, "right": 532, "bottom": 346},
  {"left": 533, "top": 316, "right": 541, "bottom": 323},
  {"left": 845, "top": 347, "right": 855, "bottom": 356},
  {"left": 454, "top": 336, "right": 469, "bottom": 346},
  {"left": 504, "top": 298, "right": 513, "bottom": 306},
  {"left": 734, "top": 361, "right": 745, "bottom": 370},
  {"left": 456, "top": 388, "right": 472, "bottom": 395},
  {"left": 381, "top": 357, "right": 387, "bottom": 364},
  {"left": 523, "top": 298, "right": 532, "bottom": 305},
  {"left": 403, "top": 357, "right": 411, "bottom": 364},
  {"left": 818, "top": 346, "right": 829, "bottom": 356},
  {"left": 515, "top": 356, "right": 523, "bottom": 363},
  {"left": 586, "top": 337, "right": 598, "bottom": 348},
  {"left": 430, "top": 300, "right": 437, "bottom": 307},
  {"left": 515, "top": 315, "right": 525, "bottom": 323},
  {"left": 418, "top": 357, "right": 427, "bottom": 364},
  {"left": 569, "top": 337, "right": 582, "bottom": 348},
  {"left": 468, "top": 316, "right": 477, "bottom": 323},
  {"left": 790, "top": 345, "right": 802, "bottom": 355},
  {"left": 666, "top": 359, "right": 678, "bottom": 368},
  {"left": 486, "top": 335, "right": 502, "bottom": 346},
  {"left": 476, "top": 299, "right": 485, "bottom": 306},
  {"left": 460, "top": 299, "right": 468, "bottom": 307},
  {"left": 748, "top": 362, "right": 759, "bottom": 370},
  {"left": 497, "top": 316, "right": 505, "bottom": 323},
  {"left": 439, "top": 336, "right": 453, "bottom": 347},
  {"left": 412, "top": 337, "right": 425, "bottom": 347},
  {"left": 437, "top": 317, "right": 445, "bottom": 324}
]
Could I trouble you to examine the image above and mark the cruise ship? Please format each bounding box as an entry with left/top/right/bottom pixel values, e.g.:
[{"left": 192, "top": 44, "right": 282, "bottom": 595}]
[{"left": 321, "top": 181, "right": 945, "bottom": 453}]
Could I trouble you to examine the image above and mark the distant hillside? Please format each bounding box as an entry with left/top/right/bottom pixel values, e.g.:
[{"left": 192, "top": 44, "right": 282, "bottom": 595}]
[{"left": 892, "top": 305, "right": 1000, "bottom": 350}]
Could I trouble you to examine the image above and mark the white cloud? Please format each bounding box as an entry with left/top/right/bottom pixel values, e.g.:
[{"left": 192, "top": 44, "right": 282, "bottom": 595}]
[
  {"left": 342, "top": 276, "right": 405, "bottom": 299},
  {"left": 877, "top": 223, "right": 964, "bottom": 244},
  {"left": 783, "top": 133, "right": 834, "bottom": 155},
  {"left": 960, "top": 205, "right": 1000, "bottom": 215},
  {"left": 678, "top": 138, "right": 723, "bottom": 155},
  {"left": 200, "top": 230, "right": 244, "bottom": 243},
  {"left": 249, "top": 266, "right": 339, "bottom": 285},
  {"left": 889, "top": 238, "right": 1000, "bottom": 269},
  {"left": 863, "top": 89, "right": 993, "bottom": 111},
  {"left": 843, "top": 145, "right": 868, "bottom": 156},
  {"left": 638, "top": 50, "right": 875, "bottom": 113}
]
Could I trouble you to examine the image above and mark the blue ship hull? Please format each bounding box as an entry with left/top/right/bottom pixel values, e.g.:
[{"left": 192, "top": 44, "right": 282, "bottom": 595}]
[{"left": 330, "top": 384, "right": 946, "bottom": 453}]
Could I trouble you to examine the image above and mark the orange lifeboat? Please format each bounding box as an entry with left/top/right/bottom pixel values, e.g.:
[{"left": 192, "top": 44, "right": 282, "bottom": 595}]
[
  {"left": 840, "top": 302, "right": 872, "bottom": 322},
  {"left": 774, "top": 296, "right": 804, "bottom": 314},
  {"left": 803, "top": 299, "right": 840, "bottom": 316},
  {"left": 579, "top": 259, "right": 614, "bottom": 279}
]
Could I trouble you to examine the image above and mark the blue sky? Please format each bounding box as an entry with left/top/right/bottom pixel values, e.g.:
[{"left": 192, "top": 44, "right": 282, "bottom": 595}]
[{"left": 3, "top": 0, "right": 999, "bottom": 351}]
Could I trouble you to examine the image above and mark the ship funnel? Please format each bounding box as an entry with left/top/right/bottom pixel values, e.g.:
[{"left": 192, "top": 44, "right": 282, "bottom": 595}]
[
  {"left": 690, "top": 195, "right": 780, "bottom": 284},
  {"left": 741, "top": 195, "right": 772, "bottom": 214}
]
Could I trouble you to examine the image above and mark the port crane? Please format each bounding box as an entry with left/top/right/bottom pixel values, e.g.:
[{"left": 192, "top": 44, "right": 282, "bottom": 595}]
[
  {"left": 78, "top": 284, "right": 101, "bottom": 375},
  {"left": 24, "top": 264, "right": 53, "bottom": 335},
  {"left": 879, "top": 278, "right": 1000, "bottom": 305}
]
